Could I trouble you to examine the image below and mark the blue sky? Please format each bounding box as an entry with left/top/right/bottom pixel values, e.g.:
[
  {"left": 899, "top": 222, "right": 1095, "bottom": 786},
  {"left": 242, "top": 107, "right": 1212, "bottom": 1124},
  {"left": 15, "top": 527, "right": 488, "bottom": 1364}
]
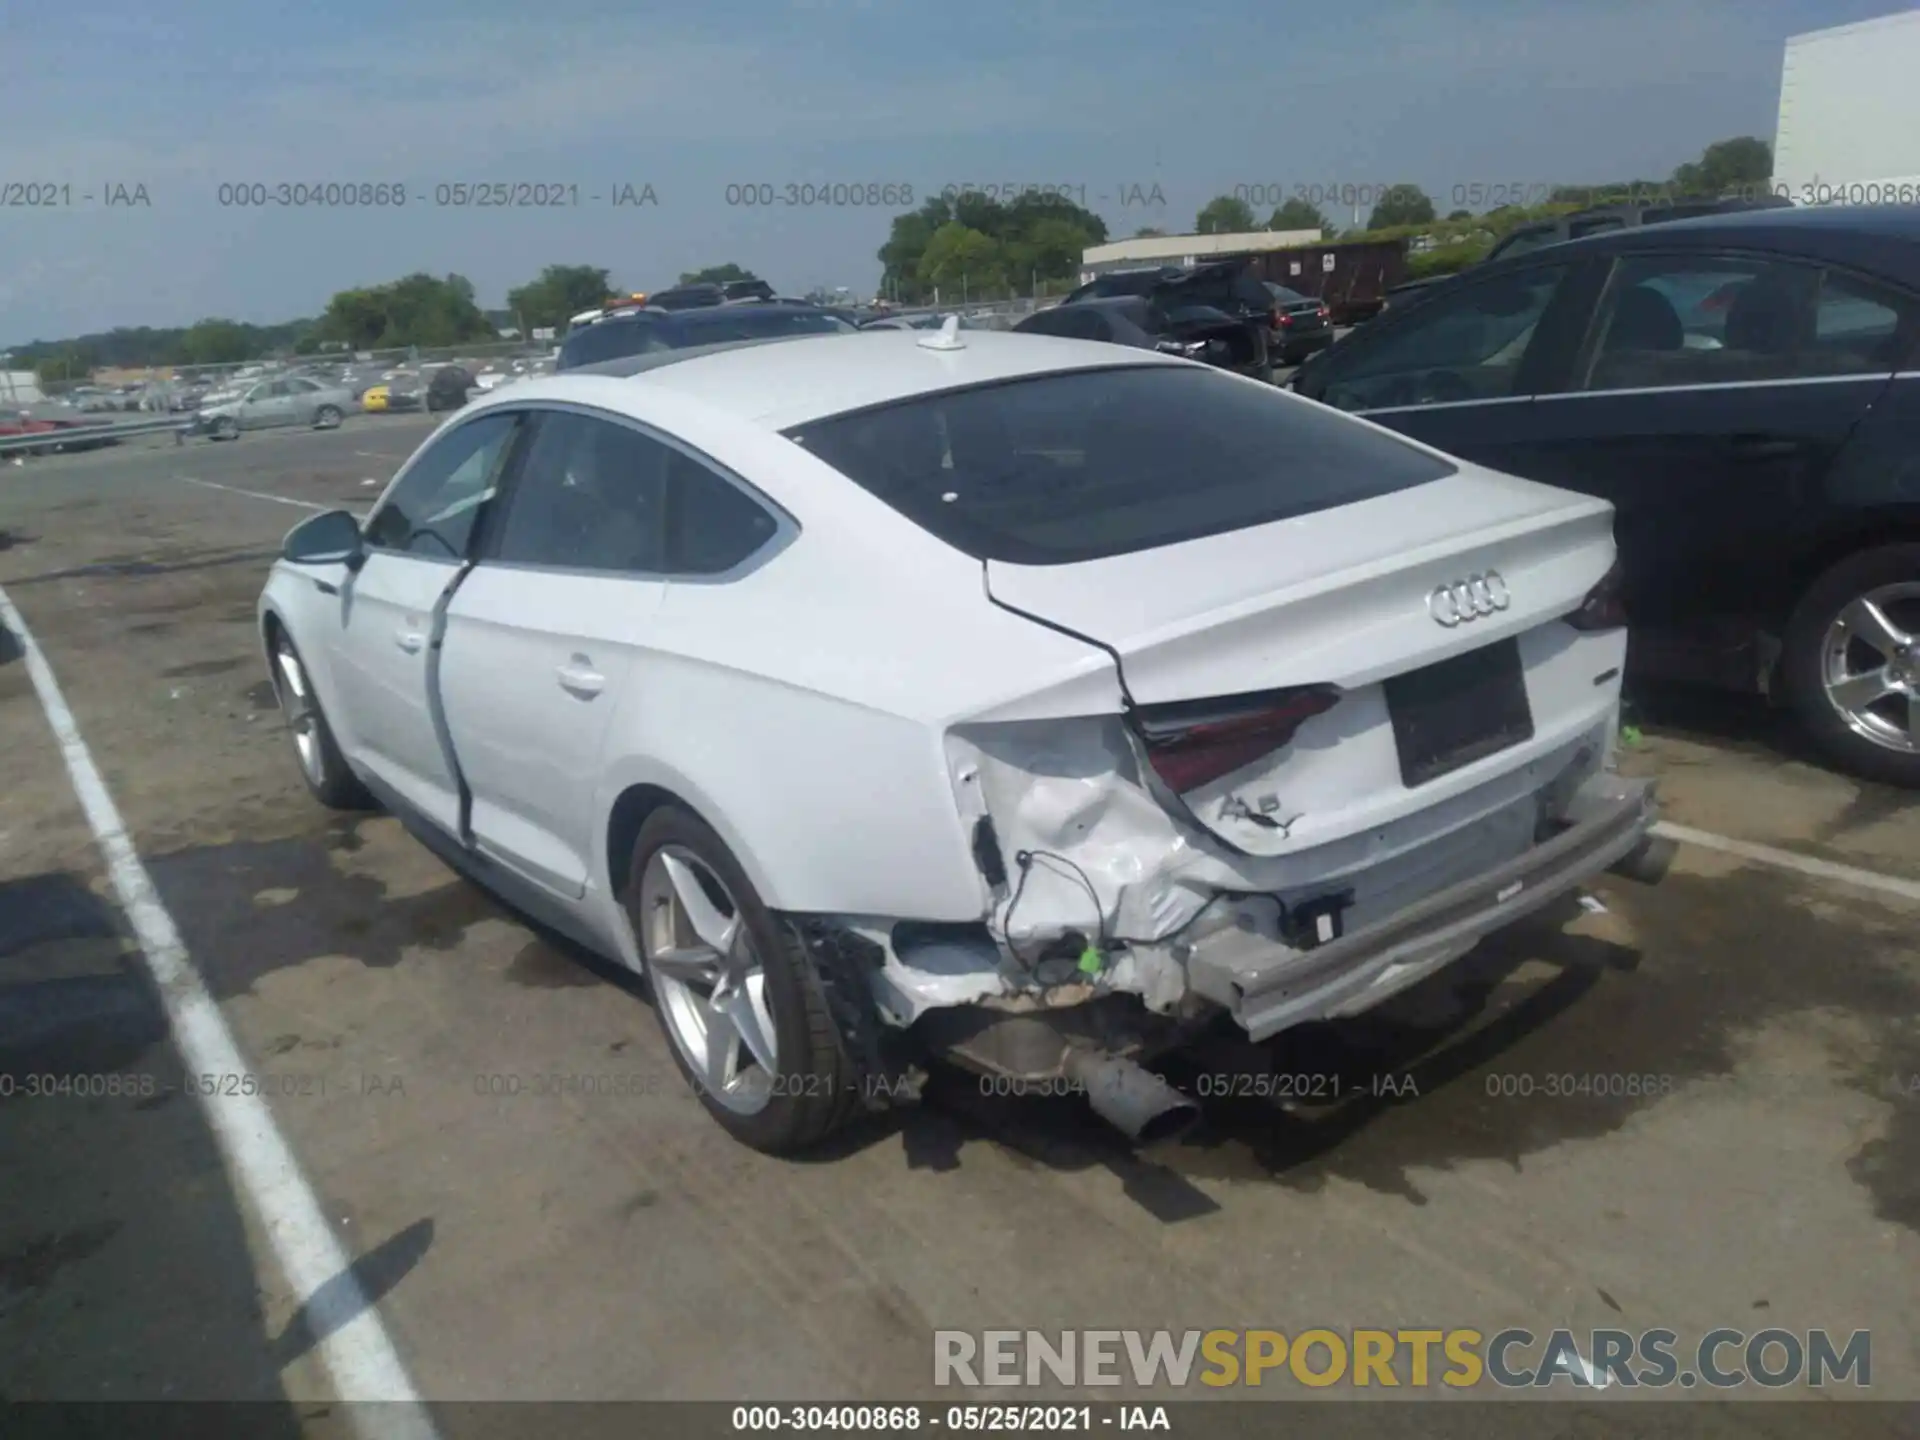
[{"left": 0, "top": 0, "right": 1906, "bottom": 343}]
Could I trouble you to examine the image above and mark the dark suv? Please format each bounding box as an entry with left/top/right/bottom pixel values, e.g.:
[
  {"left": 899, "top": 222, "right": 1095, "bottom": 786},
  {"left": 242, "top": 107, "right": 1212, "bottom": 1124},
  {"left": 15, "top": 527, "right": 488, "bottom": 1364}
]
[
  {"left": 556, "top": 302, "right": 857, "bottom": 371},
  {"left": 1015, "top": 295, "right": 1271, "bottom": 379},
  {"left": 1291, "top": 204, "right": 1920, "bottom": 786},
  {"left": 1066, "top": 261, "right": 1278, "bottom": 331}
]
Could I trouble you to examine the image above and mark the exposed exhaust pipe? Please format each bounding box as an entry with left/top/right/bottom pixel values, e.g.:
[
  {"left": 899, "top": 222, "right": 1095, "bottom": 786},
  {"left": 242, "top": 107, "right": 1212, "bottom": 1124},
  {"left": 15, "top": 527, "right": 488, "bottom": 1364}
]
[
  {"left": 1063, "top": 1050, "right": 1201, "bottom": 1147},
  {"left": 1609, "top": 834, "right": 1676, "bottom": 886}
]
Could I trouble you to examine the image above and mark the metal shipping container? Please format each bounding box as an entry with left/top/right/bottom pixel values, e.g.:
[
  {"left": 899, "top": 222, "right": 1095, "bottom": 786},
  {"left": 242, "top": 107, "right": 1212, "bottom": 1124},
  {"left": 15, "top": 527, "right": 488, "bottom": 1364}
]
[
  {"left": 1238, "top": 239, "right": 1409, "bottom": 325},
  {"left": 1774, "top": 11, "right": 1920, "bottom": 204}
]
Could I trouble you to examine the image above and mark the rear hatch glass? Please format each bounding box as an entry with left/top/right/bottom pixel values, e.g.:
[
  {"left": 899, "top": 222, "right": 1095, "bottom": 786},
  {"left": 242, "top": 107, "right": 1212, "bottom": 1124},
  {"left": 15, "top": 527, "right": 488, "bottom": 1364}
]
[{"left": 783, "top": 365, "right": 1456, "bottom": 564}]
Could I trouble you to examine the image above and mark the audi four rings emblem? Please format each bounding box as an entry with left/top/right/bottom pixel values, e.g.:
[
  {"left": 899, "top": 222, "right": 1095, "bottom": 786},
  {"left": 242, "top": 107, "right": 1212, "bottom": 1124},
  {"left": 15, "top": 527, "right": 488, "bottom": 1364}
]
[{"left": 1428, "top": 570, "right": 1512, "bottom": 626}]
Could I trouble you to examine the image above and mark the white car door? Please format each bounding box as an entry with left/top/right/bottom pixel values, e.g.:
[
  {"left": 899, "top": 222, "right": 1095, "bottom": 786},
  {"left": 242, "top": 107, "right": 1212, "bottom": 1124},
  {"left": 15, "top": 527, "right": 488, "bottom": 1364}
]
[
  {"left": 326, "top": 410, "right": 524, "bottom": 832},
  {"left": 438, "top": 409, "right": 786, "bottom": 900}
]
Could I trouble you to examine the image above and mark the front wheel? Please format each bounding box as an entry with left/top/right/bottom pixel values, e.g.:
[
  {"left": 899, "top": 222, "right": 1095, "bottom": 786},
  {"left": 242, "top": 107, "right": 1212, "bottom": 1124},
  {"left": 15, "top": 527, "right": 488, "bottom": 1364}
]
[
  {"left": 269, "top": 633, "right": 374, "bottom": 809},
  {"left": 314, "top": 404, "right": 342, "bottom": 429},
  {"left": 625, "top": 806, "right": 863, "bottom": 1153},
  {"left": 1782, "top": 543, "right": 1920, "bottom": 788},
  {"left": 213, "top": 416, "right": 239, "bottom": 441}
]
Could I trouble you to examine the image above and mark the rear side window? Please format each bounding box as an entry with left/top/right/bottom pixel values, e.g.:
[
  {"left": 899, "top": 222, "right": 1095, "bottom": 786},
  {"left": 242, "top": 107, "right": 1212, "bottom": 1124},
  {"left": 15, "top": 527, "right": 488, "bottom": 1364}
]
[
  {"left": 665, "top": 451, "right": 783, "bottom": 574},
  {"left": 785, "top": 366, "right": 1455, "bottom": 565}
]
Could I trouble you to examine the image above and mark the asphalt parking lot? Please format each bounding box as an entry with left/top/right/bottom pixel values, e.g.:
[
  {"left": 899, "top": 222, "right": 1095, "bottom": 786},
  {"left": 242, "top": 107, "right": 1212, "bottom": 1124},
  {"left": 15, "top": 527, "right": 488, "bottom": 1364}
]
[{"left": 2, "top": 416, "right": 1917, "bottom": 1425}]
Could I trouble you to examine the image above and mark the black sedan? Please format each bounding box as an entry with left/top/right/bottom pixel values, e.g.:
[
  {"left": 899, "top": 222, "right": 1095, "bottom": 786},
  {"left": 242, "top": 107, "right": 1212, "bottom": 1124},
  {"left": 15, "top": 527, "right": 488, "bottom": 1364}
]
[
  {"left": 1291, "top": 203, "right": 1920, "bottom": 786},
  {"left": 1013, "top": 295, "right": 1271, "bottom": 381}
]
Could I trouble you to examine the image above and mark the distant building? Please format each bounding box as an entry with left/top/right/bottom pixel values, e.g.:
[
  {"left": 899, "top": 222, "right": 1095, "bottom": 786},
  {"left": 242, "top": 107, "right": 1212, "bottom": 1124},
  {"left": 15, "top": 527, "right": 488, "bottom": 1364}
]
[
  {"left": 1078, "top": 228, "right": 1322, "bottom": 280},
  {"left": 1, "top": 371, "right": 45, "bottom": 404}
]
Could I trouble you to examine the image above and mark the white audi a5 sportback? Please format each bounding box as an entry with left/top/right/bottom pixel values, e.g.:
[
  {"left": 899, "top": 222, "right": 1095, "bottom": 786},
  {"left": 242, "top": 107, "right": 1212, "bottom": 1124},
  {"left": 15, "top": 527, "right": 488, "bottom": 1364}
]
[{"left": 258, "top": 321, "right": 1669, "bottom": 1152}]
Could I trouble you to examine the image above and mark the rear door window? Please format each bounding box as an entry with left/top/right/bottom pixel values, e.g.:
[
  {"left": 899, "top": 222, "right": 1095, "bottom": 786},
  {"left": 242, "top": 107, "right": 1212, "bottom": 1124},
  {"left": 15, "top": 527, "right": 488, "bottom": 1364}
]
[
  {"left": 1576, "top": 254, "right": 1865, "bottom": 391},
  {"left": 785, "top": 365, "right": 1455, "bottom": 564},
  {"left": 486, "top": 412, "right": 668, "bottom": 573}
]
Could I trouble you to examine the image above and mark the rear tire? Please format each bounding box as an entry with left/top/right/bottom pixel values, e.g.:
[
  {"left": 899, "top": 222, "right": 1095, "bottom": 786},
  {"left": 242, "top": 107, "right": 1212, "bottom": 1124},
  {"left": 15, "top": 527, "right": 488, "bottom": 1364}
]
[
  {"left": 269, "top": 632, "right": 375, "bottom": 809},
  {"left": 1781, "top": 543, "right": 1920, "bottom": 788},
  {"left": 624, "top": 806, "right": 863, "bottom": 1153}
]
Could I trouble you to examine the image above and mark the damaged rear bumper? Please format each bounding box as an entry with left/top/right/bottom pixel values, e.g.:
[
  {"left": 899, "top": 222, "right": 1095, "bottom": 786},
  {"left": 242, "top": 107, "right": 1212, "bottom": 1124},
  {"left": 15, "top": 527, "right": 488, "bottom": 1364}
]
[{"left": 1185, "top": 773, "right": 1660, "bottom": 1041}]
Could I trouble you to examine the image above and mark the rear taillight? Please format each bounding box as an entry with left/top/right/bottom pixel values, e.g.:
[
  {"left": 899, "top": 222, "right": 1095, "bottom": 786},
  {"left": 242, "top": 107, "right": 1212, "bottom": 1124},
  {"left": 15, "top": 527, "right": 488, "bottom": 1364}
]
[
  {"left": 1567, "top": 557, "right": 1628, "bottom": 631},
  {"left": 1317, "top": 306, "right": 1330, "bottom": 320},
  {"left": 1133, "top": 686, "right": 1342, "bottom": 793}
]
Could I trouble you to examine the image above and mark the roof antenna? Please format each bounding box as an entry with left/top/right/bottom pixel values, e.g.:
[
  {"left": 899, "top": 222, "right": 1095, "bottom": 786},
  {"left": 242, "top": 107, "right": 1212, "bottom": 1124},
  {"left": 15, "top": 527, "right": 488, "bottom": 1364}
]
[{"left": 918, "top": 314, "right": 966, "bottom": 351}]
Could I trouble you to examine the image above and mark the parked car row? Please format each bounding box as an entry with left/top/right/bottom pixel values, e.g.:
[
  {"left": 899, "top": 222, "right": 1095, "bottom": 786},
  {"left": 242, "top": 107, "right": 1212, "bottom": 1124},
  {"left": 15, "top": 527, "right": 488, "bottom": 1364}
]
[{"left": 1291, "top": 202, "right": 1920, "bottom": 787}]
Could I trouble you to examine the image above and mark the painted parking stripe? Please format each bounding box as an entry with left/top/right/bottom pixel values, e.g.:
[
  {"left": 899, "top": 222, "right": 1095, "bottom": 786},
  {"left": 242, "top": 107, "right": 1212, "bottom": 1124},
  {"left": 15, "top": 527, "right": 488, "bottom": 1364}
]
[
  {"left": 178, "top": 476, "right": 332, "bottom": 511},
  {"left": 0, "top": 584, "right": 439, "bottom": 1436},
  {"left": 1652, "top": 821, "right": 1920, "bottom": 903}
]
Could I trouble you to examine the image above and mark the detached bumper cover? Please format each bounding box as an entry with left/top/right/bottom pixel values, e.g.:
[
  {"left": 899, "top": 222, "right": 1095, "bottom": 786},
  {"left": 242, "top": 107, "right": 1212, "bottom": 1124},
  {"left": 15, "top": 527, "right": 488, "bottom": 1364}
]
[{"left": 1187, "top": 773, "right": 1658, "bottom": 1041}]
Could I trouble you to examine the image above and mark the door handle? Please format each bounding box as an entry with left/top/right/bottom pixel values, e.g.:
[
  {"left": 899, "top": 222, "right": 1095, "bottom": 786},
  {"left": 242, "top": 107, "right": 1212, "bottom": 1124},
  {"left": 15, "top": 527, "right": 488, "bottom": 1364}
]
[
  {"left": 1728, "top": 434, "right": 1802, "bottom": 460},
  {"left": 395, "top": 629, "right": 425, "bottom": 654},
  {"left": 556, "top": 657, "right": 605, "bottom": 697}
]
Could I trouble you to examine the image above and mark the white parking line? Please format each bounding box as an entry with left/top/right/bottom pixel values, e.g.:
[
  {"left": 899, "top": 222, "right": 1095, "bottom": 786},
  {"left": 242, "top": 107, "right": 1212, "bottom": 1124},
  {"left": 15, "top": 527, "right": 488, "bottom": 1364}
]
[
  {"left": 177, "top": 476, "right": 331, "bottom": 511},
  {"left": 0, "top": 585, "right": 439, "bottom": 1435},
  {"left": 1652, "top": 821, "right": 1920, "bottom": 903}
]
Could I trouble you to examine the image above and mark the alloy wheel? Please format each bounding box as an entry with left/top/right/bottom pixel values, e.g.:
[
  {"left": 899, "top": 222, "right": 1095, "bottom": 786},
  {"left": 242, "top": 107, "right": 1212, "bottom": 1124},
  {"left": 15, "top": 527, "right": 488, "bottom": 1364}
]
[
  {"left": 1819, "top": 582, "right": 1920, "bottom": 755},
  {"left": 272, "top": 641, "right": 326, "bottom": 785},
  {"left": 638, "top": 845, "right": 779, "bottom": 1114}
]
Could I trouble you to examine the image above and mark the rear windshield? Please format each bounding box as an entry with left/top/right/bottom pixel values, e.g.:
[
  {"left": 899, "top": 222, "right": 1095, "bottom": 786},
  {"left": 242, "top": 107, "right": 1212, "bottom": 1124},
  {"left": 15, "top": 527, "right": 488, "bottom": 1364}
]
[{"left": 783, "top": 365, "right": 1456, "bottom": 564}]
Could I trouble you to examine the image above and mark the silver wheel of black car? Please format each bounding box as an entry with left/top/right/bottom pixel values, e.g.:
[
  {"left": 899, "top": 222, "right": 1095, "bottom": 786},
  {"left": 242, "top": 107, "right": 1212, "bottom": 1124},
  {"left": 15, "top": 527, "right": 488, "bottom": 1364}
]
[
  {"left": 1819, "top": 582, "right": 1920, "bottom": 756},
  {"left": 1785, "top": 544, "right": 1920, "bottom": 788}
]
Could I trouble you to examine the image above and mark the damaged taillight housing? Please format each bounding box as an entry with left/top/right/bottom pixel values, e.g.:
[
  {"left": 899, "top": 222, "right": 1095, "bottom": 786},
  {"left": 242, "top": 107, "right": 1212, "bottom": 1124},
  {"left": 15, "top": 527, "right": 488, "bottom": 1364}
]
[
  {"left": 1567, "top": 556, "right": 1628, "bottom": 631},
  {"left": 1132, "top": 685, "right": 1342, "bottom": 793}
]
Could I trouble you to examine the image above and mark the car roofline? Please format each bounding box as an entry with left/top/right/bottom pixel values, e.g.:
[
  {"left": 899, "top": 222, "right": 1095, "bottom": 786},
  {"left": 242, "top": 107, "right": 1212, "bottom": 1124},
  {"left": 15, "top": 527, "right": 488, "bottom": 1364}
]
[{"left": 563, "top": 333, "right": 846, "bottom": 377}]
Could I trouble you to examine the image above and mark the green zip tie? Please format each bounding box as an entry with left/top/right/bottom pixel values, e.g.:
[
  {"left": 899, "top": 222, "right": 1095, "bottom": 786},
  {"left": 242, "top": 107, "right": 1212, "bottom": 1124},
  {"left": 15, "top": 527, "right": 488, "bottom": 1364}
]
[
  {"left": 1620, "top": 725, "right": 1643, "bottom": 747},
  {"left": 1077, "top": 945, "right": 1105, "bottom": 975}
]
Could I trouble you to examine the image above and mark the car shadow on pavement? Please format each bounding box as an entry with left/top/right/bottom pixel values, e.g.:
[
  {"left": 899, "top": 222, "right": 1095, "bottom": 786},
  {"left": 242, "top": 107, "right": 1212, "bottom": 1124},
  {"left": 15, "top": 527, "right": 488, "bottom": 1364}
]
[
  {"left": 1626, "top": 679, "right": 1818, "bottom": 768},
  {"left": 0, "top": 869, "right": 310, "bottom": 1423}
]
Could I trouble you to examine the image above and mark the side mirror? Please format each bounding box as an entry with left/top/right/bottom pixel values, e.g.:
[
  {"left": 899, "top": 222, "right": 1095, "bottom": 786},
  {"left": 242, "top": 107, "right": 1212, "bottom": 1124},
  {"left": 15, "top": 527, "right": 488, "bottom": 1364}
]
[{"left": 283, "top": 509, "right": 363, "bottom": 569}]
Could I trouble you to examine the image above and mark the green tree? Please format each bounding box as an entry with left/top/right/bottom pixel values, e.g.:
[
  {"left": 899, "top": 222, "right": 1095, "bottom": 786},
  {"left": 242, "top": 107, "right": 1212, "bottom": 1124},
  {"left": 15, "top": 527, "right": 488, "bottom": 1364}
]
[
  {"left": 313, "top": 273, "right": 495, "bottom": 350},
  {"left": 505, "top": 264, "right": 614, "bottom": 332},
  {"left": 918, "top": 223, "right": 1006, "bottom": 295},
  {"left": 1195, "top": 195, "right": 1256, "bottom": 234},
  {"left": 177, "top": 319, "right": 256, "bottom": 365},
  {"left": 1268, "top": 197, "right": 1329, "bottom": 233},
  {"left": 1445, "top": 208, "right": 1473, "bottom": 221},
  {"left": 679, "top": 262, "right": 760, "bottom": 285},
  {"left": 1366, "top": 185, "right": 1436, "bottom": 229},
  {"left": 1134, "top": 226, "right": 1166, "bottom": 237},
  {"left": 1671, "top": 136, "right": 1772, "bottom": 197},
  {"left": 878, "top": 190, "right": 1105, "bottom": 302}
]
